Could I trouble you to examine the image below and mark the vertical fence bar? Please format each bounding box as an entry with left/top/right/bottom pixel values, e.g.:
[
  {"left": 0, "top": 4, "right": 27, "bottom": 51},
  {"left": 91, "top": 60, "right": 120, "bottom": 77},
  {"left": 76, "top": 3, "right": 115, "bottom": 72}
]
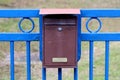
[
  {"left": 77, "top": 14, "right": 81, "bottom": 61},
  {"left": 10, "top": 41, "right": 15, "bottom": 80},
  {"left": 42, "top": 67, "right": 46, "bottom": 80},
  {"left": 105, "top": 41, "right": 109, "bottom": 80},
  {"left": 74, "top": 14, "right": 80, "bottom": 80},
  {"left": 39, "top": 15, "right": 43, "bottom": 61},
  {"left": 58, "top": 68, "right": 62, "bottom": 80},
  {"left": 26, "top": 41, "right": 31, "bottom": 80},
  {"left": 89, "top": 41, "right": 94, "bottom": 80},
  {"left": 74, "top": 67, "right": 78, "bottom": 80}
]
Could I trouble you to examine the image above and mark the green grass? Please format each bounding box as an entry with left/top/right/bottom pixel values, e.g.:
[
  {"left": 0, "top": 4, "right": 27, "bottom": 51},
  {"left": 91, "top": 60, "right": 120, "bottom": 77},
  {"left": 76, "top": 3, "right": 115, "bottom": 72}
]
[
  {"left": 0, "top": 0, "right": 120, "bottom": 8},
  {"left": 0, "top": 0, "right": 13, "bottom": 4},
  {"left": 0, "top": 19, "right": 18, "bottom": 32},
  {"left": 77, "top": 42, "right": 120, "bottom": 80}
]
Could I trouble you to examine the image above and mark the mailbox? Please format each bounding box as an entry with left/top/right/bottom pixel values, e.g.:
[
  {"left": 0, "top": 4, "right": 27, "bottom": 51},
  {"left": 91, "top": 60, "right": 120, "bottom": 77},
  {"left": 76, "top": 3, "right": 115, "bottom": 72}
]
[{"left": 41, "top": 9, "right": 79, "bottom": 68}]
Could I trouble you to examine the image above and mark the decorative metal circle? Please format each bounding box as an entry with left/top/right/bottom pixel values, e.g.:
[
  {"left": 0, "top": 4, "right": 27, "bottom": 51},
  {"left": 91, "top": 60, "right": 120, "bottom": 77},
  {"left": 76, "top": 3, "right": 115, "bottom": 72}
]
[
  {"left": 86, "top": 17, "right": 102, "bottom": 33},
  {"left": 18, "top": 17, "right": 35, "bottom": 33}
]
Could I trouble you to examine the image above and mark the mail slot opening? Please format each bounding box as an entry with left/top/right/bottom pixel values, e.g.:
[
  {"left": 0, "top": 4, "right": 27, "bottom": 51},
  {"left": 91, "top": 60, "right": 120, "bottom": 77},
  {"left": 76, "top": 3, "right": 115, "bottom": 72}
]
[
  {"left": 43, "top": 14, "right": 77, "bottom": 26},
  {"left": 43, "top": 14, "right": 77, "bottom": 68}
]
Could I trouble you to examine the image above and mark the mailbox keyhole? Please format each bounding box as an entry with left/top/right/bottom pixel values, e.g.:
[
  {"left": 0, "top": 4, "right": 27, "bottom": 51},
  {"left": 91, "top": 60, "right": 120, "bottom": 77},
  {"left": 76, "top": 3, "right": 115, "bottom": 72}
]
[{"left": 57, "top": 27, "right": 63, "bottom": 32}]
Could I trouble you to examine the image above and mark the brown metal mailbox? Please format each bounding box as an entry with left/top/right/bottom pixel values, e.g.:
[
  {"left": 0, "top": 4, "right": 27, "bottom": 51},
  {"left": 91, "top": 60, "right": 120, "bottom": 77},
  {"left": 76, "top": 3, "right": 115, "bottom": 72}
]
[{"left": 43, "top": 14, "right": 77, "bottom": 68}]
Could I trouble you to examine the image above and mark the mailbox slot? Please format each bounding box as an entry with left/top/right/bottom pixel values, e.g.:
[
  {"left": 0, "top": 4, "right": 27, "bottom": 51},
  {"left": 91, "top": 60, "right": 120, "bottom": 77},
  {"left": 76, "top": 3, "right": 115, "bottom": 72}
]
[{"left": 43, "top": 14, "right": 77, "bottom": 68}]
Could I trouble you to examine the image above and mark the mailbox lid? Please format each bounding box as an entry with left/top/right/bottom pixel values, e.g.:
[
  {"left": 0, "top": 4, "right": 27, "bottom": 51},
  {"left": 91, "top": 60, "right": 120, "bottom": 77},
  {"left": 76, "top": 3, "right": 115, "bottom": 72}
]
[
  {"left": 40, "top": 9, "right": 80, "bottom": 14},
  {"left": 43, "top": 14, "right": 77, "bottom": 68}
]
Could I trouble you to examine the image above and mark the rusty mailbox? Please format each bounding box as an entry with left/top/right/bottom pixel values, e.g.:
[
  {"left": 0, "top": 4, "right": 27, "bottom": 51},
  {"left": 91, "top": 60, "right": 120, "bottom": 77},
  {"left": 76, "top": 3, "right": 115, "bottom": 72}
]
[{"left": 41, "top": 9, "right": 80, "bottom": 68}]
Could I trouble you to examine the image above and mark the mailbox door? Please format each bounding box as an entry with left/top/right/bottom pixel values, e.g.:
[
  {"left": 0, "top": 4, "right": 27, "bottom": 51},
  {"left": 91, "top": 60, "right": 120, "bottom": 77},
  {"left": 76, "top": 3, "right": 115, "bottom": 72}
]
[{"left": 43, "top": 15, "right": 77, "bottom": 68}]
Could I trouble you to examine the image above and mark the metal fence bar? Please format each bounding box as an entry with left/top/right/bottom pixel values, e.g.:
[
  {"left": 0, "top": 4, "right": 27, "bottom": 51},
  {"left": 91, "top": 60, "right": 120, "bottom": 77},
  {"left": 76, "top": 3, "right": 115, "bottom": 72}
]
[
  {"left": 74, "top": 67, "right": 78, "bottom": 80},
  {"left": 81, "top": 33, "right": 120, "bottom": 41},
  {"left": 105, "top": 41, "right": 110, "bottom": 80},
  {"left": 42, "top": 67, "right": 46, "bottom": 80},
  {"left": 10, "top": 41, "right": 15, "bottom": 80},
  {"left": 39, "top": 15, "right": 43, "bottom": 61},
  {"left": 3, "top": 33, "right": 120, "bottom": 41},
  {"left": 81, "top": 9, "right": 120, "bottom": 17},
  {"left": 0, "top": 9, "right": 39, "bottom": 18},
  {"left": 89, "top": 41, "right": 94, "bottom": 80},
  {"left": 0, "top": 9, "right": 120, "bottom": 18},
  {"left": 58, "top": 68, "right": 62, "bottom": 80},
  {"left": 77, "top": 14, "right": 81, "bottom": 61},
  {"left": 1, "top": 9, "right": 120, "bottom": 18},
  {"left": 26, "top": 41, "right": 31, "bottom": 80},
  {"left": 0, "top": 33, "right": 39, "bottom": 41}
]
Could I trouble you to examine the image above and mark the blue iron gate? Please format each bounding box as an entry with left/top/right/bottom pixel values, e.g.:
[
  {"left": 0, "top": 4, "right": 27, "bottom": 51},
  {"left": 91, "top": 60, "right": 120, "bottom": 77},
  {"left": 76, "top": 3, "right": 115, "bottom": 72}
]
[{"left": 0, "top": 9, "right": 120, "bottom": 80}]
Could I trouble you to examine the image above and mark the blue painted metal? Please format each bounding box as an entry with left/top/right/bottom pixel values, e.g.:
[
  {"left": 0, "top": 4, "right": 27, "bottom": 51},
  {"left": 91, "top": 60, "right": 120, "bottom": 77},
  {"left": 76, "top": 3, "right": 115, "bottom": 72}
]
[
  {"left": 58, "top": 68, "right": 62, "bottom": 80},
  {"left": 18, "top": 17, "right": 35, "bottom": 33},
  {"left": 81, "top": 9, "right": 120, "bottom": 17},
  {"left": 10, "top": 41, "right": 14, "bottom": 80},
  {"left": 26, "top": 41, "right": 31, "bottom": 80},
  {"left": 2, "top": 33, "right": 120, "bottom": 41},
  {"left": 77, "top": 14, "right": 81, "bottom": 61},
  {"left": 86, "top": 17, "right": 102, "bottom": 33},
  {"left": 39, "top": 15, "right": 43, "bottom": 61},
  {"left": 1, "top": 9, "right": 120, "bottom": 18},
  {"left": 0, "top": 9, "right": 39, "bottom": 18},
  {"left": 42, "top": 68, "right": 46, "bottom": 80},
  {"left": 81, "top": 33, "right": 120, "bottom": 41},
  {"left": 105, "top": 41, "right": 109, "bottom": 80},
  {"left": 89, "top": 41, "right": 94, "bottom": 80},
  {"left": 0, "top": 33, "right": 39, "bottom": 41},
  {"left": 74, "top": 67, "right": 78, "bottom": 80}
]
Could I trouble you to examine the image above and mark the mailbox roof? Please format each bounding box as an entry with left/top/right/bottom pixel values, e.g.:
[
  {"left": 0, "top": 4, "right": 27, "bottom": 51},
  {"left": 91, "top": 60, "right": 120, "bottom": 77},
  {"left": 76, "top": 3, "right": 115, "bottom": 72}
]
[{"left": 40, "top": 9, "right": 80, "bottom": 14}]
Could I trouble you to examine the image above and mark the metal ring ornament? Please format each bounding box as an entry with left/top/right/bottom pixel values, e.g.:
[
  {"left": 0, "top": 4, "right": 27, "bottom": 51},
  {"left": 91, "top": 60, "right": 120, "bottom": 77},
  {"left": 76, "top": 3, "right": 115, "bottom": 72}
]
[
  {"left": 86, "top": 17, "right": 102, "bottom": 33},
  {"left": 18, "top": 17, "right": 35, "bottom": 33}
]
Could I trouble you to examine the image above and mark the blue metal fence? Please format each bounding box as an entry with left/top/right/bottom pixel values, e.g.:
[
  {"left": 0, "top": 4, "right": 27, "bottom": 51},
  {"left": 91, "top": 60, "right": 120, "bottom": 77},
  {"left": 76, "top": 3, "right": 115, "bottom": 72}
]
[{"left": 0, "top": 9, "right": 120, "bottom": 80}]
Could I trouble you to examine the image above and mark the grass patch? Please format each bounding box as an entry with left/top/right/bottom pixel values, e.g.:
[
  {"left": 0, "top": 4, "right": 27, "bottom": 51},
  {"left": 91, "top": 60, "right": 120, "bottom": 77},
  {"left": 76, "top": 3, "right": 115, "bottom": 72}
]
[{"left": 0, "top": 0, "right": 13, "bottom": 4}]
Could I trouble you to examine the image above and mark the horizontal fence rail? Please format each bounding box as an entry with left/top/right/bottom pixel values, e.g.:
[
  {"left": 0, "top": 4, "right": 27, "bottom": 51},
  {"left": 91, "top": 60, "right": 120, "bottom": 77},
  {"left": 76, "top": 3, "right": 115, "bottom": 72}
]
[
  {"left": 0, "top": 9, "right": 120, "bottom": 17},
  {"left": 0, "top": 33, "right": 39, "bottom": 41},
  {"left": 81, "top": 9, "right": 120, "bottom": 17},
  {"left": 0, "top": 9, "right": 39, "bottom": 18},
  {"left": 1, "top": 33, "right": 120, "bottom": 41},
  {"left": 0, "top": 9, "right": 119, "bottom": 80},
  {"left": 81, "top": 33, "right": 120, "bottom": 41}
]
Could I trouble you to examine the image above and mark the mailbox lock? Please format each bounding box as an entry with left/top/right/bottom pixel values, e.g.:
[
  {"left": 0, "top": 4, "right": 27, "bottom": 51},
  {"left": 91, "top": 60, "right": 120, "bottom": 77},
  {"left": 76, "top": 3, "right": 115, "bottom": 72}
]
[{"left": 57, "top": 27, "right": 63, "bottom": 32}]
